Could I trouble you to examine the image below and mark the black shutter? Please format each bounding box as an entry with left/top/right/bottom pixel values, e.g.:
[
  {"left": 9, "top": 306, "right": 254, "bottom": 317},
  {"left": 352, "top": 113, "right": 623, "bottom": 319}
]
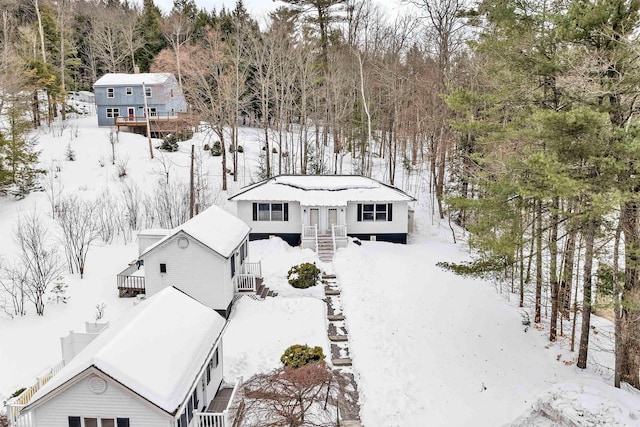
[
  {"left": 357, "top": 204, "right": 362, "bottom": 222},
  {"left": 68, "top": 417, "right": 81, "bottom": 427},
  {"left": 252, "top": 203, "right": 257, "bottom": 221},
  {"left": 284, "top": 203, "right": 289, "bottom": 221},
  {"left": 388, "top": 203, "right": 393, "bottom": 221},
  {"left": 116, "top": 420, "right": 130, "bottom": 427}
]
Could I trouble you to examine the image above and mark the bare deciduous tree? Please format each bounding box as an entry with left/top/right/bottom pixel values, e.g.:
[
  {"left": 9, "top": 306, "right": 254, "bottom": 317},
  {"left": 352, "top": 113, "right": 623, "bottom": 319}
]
[
  {"left": 56, "top": 196, "right": 100, "bottom": 278},
  {"left": 13, "top": 212, "right": 63, "bottom": 315}
]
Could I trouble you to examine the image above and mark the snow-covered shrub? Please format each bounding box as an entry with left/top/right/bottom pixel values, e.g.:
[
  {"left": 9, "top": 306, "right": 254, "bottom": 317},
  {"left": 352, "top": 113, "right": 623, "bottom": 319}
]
[
  {"left": 160, "top": 134, "right": 179, "bottom": 152},
  {"left": 237, "top": 145, "right": 244, "bottom": 153},
  {"left": 280, "top": 344, "right": 325, "bottom": 368},
  {"left": 210, "top": 141, "right": 222, "bottom": 156},
  {"left": 287, "top": 262, "right": 322, "bottom": 289}
]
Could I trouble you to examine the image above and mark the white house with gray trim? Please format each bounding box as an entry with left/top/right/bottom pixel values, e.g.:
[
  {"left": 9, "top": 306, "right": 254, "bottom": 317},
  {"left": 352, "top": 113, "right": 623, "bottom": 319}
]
[
  {"left": 228, "top": 175, "right": 415, "bottom": 250},
  {"left": 16, "top": 287, "right": 233, "bottom": 427}
]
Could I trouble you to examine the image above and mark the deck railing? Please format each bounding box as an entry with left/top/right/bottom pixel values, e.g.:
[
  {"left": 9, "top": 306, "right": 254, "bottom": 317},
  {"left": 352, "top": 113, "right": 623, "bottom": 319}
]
[
  {"left": 6, "top": 360, "right": 65, "bottom": 427},
  {"left": 192, "top": 377, "right": 242, "bottom": 427},
  {"left": 116, "top": 261, "right": 145, "bottom": 295},
  {"left": 240, "top": 261, "right": 262, "bottom": 277},
  {"left": 234, "top": 274, "right": 256, "bottom": 292}
]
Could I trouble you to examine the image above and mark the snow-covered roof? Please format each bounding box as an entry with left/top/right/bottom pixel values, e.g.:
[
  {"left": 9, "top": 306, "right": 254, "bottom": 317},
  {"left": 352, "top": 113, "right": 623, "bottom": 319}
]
[
  {"left": 25, "top": 287, "right": 225, "bottom": 415},
  {"left": 140, "top": 205, "right": 250, "bottom": 258},
  {"left": 94, "top": 73, "right": 174, "bottom": 87},
  {"left": 228, "top": 175, "right": 415, "bottom": 206}
]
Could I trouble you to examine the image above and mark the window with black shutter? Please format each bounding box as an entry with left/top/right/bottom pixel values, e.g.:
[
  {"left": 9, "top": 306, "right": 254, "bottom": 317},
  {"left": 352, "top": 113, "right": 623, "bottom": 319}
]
[{"left": 252, "top": 203, "right": 257, "bottom": 221}]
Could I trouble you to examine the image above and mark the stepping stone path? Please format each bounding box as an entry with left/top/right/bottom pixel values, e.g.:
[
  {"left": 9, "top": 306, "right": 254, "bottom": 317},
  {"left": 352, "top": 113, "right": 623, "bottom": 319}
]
[
  {"left": 323, "top": 274, "right": 353, "bottom": 367},
  {"left": 322, "top": 272, "right": 362, "bottom": 426}
]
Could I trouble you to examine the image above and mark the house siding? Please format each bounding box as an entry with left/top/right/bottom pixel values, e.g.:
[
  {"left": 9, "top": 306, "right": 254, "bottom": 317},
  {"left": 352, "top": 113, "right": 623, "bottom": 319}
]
[
  {"left": 236, "top": 201, "right": 302, "bottom": 235},
  {"left": 346, "top": 201, "right": 409, "bottom": 236},
  {"left": 32, "top": 374, "right": 173, "bottom": 427},
  {"left": 141, "top": 233, "right": 233, "bottom": 312},
  {"left": 94, "top": 75, "right": 187, "bottom": 127}
]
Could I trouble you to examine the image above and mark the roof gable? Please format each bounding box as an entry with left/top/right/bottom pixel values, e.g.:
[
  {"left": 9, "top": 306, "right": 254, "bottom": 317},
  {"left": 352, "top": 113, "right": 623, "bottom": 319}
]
[
  {"left": 25, "top": 287, "right": 226, "bottom": 415},
  {"left": 140, "top": 205, "right": 250, "bottom": 258},
  {"left": 228, "top": 174, "right": 415, "bottom": 206}
]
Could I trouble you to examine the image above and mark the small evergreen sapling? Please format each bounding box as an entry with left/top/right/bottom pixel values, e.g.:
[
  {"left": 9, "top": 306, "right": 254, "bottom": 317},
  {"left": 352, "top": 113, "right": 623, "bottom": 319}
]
[{"left": 48, "top": 277, "right": 69, "bottom": 304}]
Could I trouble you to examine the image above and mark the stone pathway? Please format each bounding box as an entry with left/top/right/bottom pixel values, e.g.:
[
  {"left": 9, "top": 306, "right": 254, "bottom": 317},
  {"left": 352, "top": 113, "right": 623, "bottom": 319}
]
[{"left": 323, "top": 272, "right": 362, "bottom": 425}]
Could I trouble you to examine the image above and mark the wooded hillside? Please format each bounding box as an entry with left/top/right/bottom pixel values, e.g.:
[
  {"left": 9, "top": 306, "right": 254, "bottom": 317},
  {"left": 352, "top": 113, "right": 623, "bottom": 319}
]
[{"left": 0, "top": 0, "right": 639, "bottom": 391}]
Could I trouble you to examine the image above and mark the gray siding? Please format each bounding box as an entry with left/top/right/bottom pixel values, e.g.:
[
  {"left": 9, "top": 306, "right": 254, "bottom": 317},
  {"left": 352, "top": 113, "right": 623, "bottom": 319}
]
[{"left": 94, "top": 75, "right": 187, "bottom": 127}]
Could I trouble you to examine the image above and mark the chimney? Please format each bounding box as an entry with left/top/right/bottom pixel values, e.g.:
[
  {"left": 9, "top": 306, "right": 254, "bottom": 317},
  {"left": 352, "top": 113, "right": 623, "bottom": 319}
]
[{"left": 134, "top": 65, "right": 140, "bottom": 74}]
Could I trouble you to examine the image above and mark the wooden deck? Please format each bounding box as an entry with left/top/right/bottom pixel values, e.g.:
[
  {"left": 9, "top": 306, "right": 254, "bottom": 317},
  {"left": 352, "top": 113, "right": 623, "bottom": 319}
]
[
  {"left": 114, "top": 113, "right": 196, "bottom": 137},
  {"left": 207, "top": 387, "right": 234, "bottom": 413}
]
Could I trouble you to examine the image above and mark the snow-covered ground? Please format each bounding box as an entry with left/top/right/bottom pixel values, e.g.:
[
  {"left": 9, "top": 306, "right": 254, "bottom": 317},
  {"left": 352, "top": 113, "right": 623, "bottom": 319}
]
[{"left": 1, "top": 110, "right": 639, "bottom": 426}]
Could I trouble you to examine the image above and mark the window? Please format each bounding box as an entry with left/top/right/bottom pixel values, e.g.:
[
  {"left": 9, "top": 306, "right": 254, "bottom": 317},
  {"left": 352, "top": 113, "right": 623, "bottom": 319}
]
[
  {"left": 68, "top": 418, "right": 126, "bottom": 427},
  {"left": 125, "top": 87, "right": 132, "bottom": 95},
  {"left": 357, "top": 203, "right": 393, "bottom": 222},
  {"left": 213, "top": 347, "right": 219, "bottom": 368},
  {"left": 160, "top": 263, "right": 167, "bottom": 273},
  {"left": 107, "top": 88, "right": 114, "bottom": 98},
  {"left": 230, "top": 254, "right": 236, "bottom": 278},
  {"left": 192, "top": 388, "right": 199, "bottom": 410},
  {"left": 240, "top": 241, "right": 246, "bottom": 264},
  {"left": 145, "top": 87, "right": 152, "bottom": 97},
  {"left": 170, "top": 88, "right": 174, "bottom": 97},
  {"left": 145, "top": 107, "right": 157, "bottom": 117},
  {"left": 106, "top": 108, "right": 120, "bottom": 119},
  {"left": 252, "top": 203, "right": 289, "bottom": 221},
  {"left": 206, "top": 358, "right": 212, "bottom": 384}
]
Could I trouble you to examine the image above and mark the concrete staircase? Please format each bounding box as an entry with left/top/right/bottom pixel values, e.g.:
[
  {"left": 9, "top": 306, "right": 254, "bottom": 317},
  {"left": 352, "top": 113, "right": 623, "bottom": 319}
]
[{"left": 317, "top": 234, "right": 334, "bottom": 262}]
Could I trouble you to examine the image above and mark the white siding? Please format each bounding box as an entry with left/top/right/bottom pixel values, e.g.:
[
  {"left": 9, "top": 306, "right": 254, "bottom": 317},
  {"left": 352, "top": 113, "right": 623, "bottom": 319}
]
[
  {"left": 32, "top": 373, "right": 173, "bottom": 427},
  {"left": 142, "top": 233, "right": 233, "bottom": 311},
  {"left": 346, "top": 201, "right": 409, "bottom": 235},
  {"left": 236, "top": 201, "right": 301, "bottom": 235}
]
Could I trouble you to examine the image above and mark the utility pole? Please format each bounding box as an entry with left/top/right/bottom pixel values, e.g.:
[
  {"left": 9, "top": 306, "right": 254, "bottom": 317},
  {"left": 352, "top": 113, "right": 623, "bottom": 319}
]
[
  {"left": 189, "top": 144, "right": 195, "bottom": 218},
  {"left": 142, "top": 81, "right": 154, "bottom": 159}
]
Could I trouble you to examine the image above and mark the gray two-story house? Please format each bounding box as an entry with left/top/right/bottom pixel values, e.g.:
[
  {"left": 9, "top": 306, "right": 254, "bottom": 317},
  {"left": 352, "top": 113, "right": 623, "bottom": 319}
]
[{"left": 93, "top": 72, "right": 187, "bottom": 128}]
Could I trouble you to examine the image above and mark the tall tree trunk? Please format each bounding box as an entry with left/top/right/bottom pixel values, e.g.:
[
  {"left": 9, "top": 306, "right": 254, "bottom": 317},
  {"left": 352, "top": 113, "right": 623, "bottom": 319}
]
[
  {"left": 561, "top": 227, "right": 577, "bottom": 320},
  {"left": 613, "top": 217, "right": 623, "bottom": 388},
  {"left": 535, "top": 198, "right": 543, "bottom": 323},
  {"left": 549, "top": 196, "right": 559, "bottom": 341},
  {"left": 577, "top": 220, "right": 595, "bottom": 369},
  {"left": 621, "top": 200, "right": 640, "bottom": 387}
]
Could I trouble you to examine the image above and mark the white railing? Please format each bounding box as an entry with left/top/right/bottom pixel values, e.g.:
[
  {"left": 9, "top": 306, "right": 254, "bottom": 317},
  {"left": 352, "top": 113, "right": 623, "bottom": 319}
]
[
  {"left": 234, "top": 274, "right": 256, "bottom": 292},
  {"left": 241, "top": 261, "right": 262, "bottom": 277},
  {"left": 192, "top": 377, "right": 243, "bottom": 427},
  {"left": 301, "top": 225, "right": 318, "bottom": 251},
  {"left": 192, "top": 413, "right": 226, "bottom": 427},
  {"left": 6, "top": 360, "right": 65, "bottom": 427},
  {"left": 332, "top": 224, "right": 348, "bottom": 251}
]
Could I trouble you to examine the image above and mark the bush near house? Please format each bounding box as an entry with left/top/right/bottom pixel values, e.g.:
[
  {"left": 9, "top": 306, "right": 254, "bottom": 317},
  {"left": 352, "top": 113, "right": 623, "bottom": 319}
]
[
  {"left": 287, "top": 262, "right": 322, "bottom": 289},
  {"left": 280, "top": 344, "right": 325, "bottom": 368}
]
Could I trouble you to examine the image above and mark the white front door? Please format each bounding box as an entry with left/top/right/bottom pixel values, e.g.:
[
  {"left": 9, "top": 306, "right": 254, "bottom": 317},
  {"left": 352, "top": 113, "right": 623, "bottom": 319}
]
[
  {"left": 328, "top": 208, "right": 337, "bottom": 231},
  {"left": 310, "top": 208, "right": 319, "bottom": 229}
]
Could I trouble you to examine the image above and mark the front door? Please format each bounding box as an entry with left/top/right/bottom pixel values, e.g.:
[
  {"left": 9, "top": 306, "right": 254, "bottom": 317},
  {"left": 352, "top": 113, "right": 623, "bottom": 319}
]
[
  {"left": 127, "top": 107, "right": 135, "bottom": 121},
  {"left": 310, "top": 209, "right": 319, "bottom": 230},
  {"left": 328, "top": 208, "right": 338, "bottom": 232}
]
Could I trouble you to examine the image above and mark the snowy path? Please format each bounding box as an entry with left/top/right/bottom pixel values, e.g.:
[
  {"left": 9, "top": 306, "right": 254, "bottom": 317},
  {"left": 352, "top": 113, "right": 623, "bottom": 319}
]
[{"left": 334, "top": 240, "right": 576, "bottom": 427}]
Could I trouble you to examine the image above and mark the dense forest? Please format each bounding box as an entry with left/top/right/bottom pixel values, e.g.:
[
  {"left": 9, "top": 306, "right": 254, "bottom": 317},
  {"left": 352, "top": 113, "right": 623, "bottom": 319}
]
[{"left": 0, "top": 0, "right": 639, "bottom": 391}]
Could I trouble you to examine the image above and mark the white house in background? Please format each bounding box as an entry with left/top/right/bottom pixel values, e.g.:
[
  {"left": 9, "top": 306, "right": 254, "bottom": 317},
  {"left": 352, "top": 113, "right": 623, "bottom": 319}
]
[
  {"left": 228, "top": 175, "right": 416, "bottom": 252},
  {"left": 15, "top": 287, "right": 239, "bottom": 427},
  {"left": 116, "top": 205, "right": 264, "bottom": 318}
]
